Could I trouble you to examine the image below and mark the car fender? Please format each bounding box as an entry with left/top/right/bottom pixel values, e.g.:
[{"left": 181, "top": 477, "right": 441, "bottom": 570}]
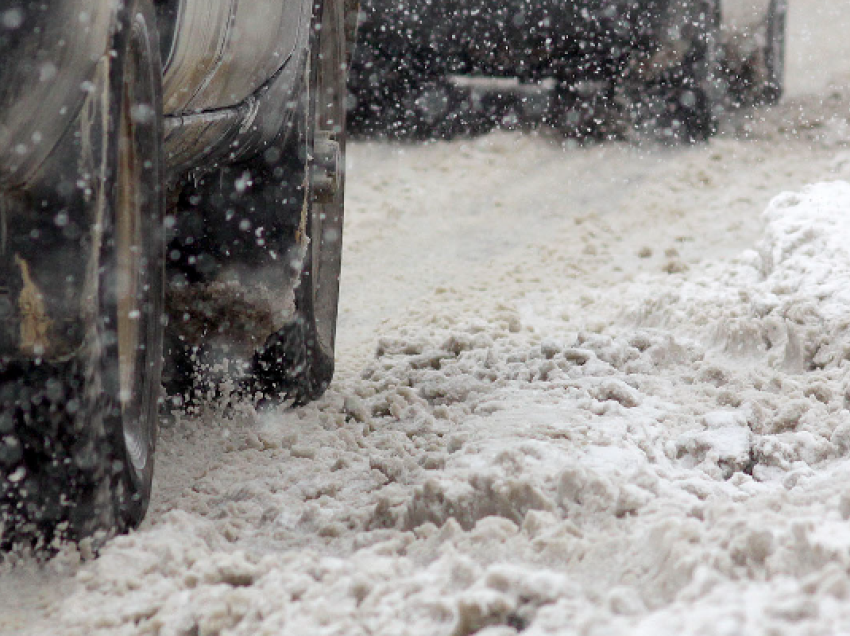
[
  {"left": 161, "top": 0, "right": 307, "bottom": 116},
  {"left": 158, "top": 0, "right": 314, "bottom": 173}
]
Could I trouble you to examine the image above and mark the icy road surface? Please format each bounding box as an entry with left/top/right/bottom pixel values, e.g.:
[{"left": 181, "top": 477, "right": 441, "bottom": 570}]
[{"left": 3, "top": 1, "right": 850, "bottom": 634}]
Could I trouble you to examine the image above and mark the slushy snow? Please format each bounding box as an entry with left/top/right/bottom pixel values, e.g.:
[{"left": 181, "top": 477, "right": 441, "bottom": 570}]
[
  {"left": 3, "top": 1, "right": 850, "bottom": 630},
  {"left": 10, "top": 180, "right": 849, "bottom": 636}
]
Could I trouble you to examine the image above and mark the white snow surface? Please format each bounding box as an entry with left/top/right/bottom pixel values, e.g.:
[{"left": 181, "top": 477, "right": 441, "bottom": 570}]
[
  {"left": 4, "top": 2, "right": 850, "bottom": 634},
  {"left": 8, "top": 176, "right": 850, "bottom": 636}
]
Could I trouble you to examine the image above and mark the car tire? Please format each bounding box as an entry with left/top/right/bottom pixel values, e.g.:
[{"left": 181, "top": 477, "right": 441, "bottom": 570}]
[
  {"left": 249, "top": 0, "right": 349, "bottom": 405},
  {"left": 162, "top": 0, "right": 350, "bottom": 407},
  {"left": 0, "top": 0, "right": 164, "bottom": 550},
  {"left": 549, "top": 82, "right": 623, "bottom": 140}
]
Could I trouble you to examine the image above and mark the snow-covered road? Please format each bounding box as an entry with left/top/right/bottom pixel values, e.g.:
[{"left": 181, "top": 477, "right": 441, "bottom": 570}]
[{"left": 3, "top": 1, "right": 850, "bottom": 634}]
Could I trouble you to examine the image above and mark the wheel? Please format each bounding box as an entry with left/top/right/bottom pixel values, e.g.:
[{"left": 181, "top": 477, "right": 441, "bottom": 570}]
[
  {"left": 0, "top": 0, "right": 164, "bottom": 549},
  {"left": 250, "top": 0, "right": 348, "bottom": 405},
  {"left": 760, "top": 0, "right": 787, "bottom": 105},
  {"left": 549, "top": 81, "right": 623, "bottom": 140},
  {"left": 104, "top": 0, "right": 165, "bottom": 529},
  {"left": 164, "top": 0, "right": 349, "bottom": 407},
  {"left": 625, "top": 0, "right": 721, "bottom": 143}
]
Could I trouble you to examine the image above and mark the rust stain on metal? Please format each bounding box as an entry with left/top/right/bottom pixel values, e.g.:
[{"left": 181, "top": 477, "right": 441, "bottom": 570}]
[
  {"left": 14, "top": 254, "right": 52, "bottom": 356},
  {"left": 295, "top": 174, "right": 309, "bottom": 247}
]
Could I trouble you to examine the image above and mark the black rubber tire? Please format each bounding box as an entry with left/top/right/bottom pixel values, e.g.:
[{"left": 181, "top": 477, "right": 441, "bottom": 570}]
[
  {"left": 162, "top": 0, "right": 350, "bottom": 407},
  {"left": 0, "top": 0, "right": 164, "bottom": 551},
  {"left": 250, "top": 0, "right": 348, "bottom": 405},
  {"left": 760, "top": 0, "right": 787, "bottom": 105},
  {"left": 102, "top": 0, "right": 165, "bottom": 529},
  {"left": 549, "top": 82, "right": 623, "bottom": 140}
]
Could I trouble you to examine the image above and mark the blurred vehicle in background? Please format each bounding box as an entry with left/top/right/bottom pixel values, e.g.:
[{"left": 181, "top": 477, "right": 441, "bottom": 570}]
[
  {"left": 721, "top": 0, "right": 787, "bottom": 105},
  {"left": 348, "top": 0, "right": 787, "bottom": 140},
  {"left": 0, "top": 0, "right": 357, "bottom": 548}
]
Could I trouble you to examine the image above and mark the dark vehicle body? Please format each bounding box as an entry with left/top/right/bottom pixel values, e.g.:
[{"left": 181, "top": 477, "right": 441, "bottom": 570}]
[
  {"left": 359, "top": 0, "right": 671, "bottom": 80},
  {"left": 0, "top": 0, "right": 355, "bottom": 547},
  {"left": 349, "top": 0, "right": 785, "bottom": 138}
]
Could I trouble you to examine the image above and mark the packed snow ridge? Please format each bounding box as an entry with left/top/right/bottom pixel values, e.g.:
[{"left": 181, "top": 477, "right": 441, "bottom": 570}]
[{"left": 27, "top": 181, "right": 850, "bottom": 635}]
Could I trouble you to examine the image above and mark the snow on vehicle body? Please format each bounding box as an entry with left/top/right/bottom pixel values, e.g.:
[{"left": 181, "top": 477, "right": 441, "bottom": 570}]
[{"left": 0, "top": 0, "right": 355, "bottom": 547}]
